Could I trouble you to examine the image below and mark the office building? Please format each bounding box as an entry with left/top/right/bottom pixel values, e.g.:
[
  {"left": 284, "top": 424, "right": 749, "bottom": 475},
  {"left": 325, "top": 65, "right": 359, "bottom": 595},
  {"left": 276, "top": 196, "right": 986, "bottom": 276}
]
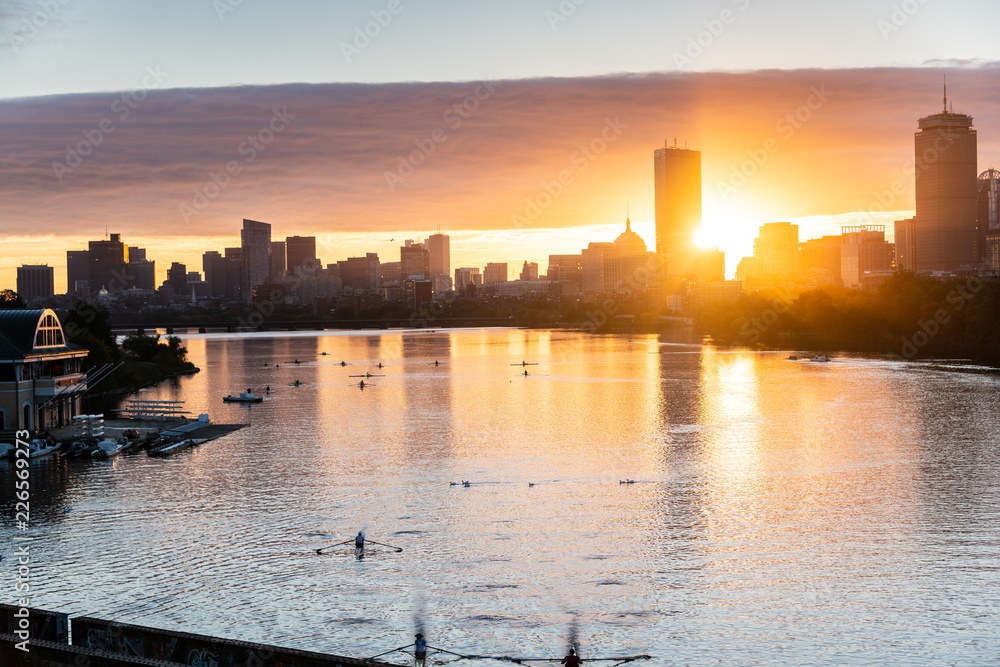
[
  {"left": 401, "top": 244, "right": 430, "bottom": 279},
  {"left": 271, "top": 241, "right": 286, "bottom": 281},
  {"left": 841, "top": 225, "right": 894, "bottom": 288},
  {"left": 16, "top": 265, "right": 54, "bottom": 302},
  {"left": 979, "top": 169, "right": 1000, "bottom": 271},
  {"left": 426, "top": 233, "right": 451, "bottom": 281},
  {"left": 286, "top": 236, "right": 316, "bottom": 275},
  {"left": 338, "top": 253, "right": 381, "bottom": 292},
  {"left": 581, "top": 242, "right": 618, "bottom": 294},
  {"left": 547, "top": 254, "right": 583, "bottom": 292},
  {"left": 454, "top": 267, "right": 482, "bottom": 289},
  {"left": 654, "top": 144, "right": 702, "bottom": 281},
  {"left": 753, "top": 223, "right": 800, "bottom": 279},
  {"left": 484, "top": 263, "right": 508, "bottom": 284},
  {"left": 801, "top": 235, "right": 843, "bottom": 286},
  {"left": 894, "top": 218, "right": 917, "bottom": 272},
  {"left": 241, "top": 219, "right": 271, "bottom": 302},
  {"left": 519, "top": 262, "right": 539, "bottom": 281},
  {"left": 129, "top": 260, "right": 156, "bottom": 291},
  {"left": 166, "top": 262, "right": 188, "bottom": 294},
  {"left": 88, "top": 233, "right": 129, "bottom": 293},
  {"left": 66, "top": 250, "right": 89, "bottom": 295},
  {"left": 913, "top": 92, "right": 978, "bottom": 271}
]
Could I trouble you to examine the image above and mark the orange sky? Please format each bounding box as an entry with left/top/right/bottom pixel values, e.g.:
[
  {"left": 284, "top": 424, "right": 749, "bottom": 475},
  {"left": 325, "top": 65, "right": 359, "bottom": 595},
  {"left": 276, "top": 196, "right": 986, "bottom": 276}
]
[{"left": 2, "top": 65, "right": 999, "bottom": 290}]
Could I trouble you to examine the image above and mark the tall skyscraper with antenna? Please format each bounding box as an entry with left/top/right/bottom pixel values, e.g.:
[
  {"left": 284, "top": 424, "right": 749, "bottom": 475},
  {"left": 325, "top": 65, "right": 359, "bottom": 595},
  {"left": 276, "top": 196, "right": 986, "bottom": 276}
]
[
  {"left": 912, "top": 85, "right": 978, "bottom": 271},
  {"left": 653, "top": 142, "right": 702, "bottom": 285}
]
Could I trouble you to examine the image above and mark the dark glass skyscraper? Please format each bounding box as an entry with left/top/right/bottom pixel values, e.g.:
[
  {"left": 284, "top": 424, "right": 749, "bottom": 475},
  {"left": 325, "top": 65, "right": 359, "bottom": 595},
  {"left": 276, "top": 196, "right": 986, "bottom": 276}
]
[
  {"left": 653, "top": 144, "right": 702, "bottom": 283},
  {"left": 241, "top": 219, "right": 271, "bottom": 301},
  {"left": 913, "top": 93, "right": 978, "bottom": 271}
]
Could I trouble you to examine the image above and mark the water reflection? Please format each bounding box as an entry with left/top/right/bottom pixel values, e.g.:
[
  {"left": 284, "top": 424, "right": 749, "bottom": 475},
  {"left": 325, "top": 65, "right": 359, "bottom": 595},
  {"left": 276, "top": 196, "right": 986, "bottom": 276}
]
[{"left": 1, "top": 330, "right": 998, "bottom": 666}]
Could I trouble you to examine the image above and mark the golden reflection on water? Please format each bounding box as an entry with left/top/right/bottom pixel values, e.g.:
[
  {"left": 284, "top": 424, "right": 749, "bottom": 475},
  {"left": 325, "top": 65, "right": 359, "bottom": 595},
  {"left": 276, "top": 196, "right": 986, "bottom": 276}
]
[{"left": 8, "top": 329, "right": 1000, "bottom": 665}]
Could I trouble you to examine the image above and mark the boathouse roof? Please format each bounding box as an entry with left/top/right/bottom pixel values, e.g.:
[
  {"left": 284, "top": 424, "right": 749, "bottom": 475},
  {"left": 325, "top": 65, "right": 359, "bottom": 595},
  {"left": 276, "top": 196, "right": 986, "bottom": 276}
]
[{"left": 0, "top": 308, "right": 87, "bottom": 360}]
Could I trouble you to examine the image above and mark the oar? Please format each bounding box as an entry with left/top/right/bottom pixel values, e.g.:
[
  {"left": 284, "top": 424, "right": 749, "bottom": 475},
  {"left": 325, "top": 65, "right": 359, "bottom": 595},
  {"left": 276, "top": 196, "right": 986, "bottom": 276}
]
[
  {"left": 364, "top": 539, "right": 403, "bottom": 552},
  {"left": 315, "top": 539, "right": 353, "bottom": 555}
]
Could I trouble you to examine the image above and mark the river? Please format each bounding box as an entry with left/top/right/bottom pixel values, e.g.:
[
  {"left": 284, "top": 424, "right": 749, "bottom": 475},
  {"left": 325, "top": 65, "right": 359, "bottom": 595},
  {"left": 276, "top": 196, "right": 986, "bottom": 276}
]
[{"left": 2, "top": 328, "right": 999, "bottom": 666}]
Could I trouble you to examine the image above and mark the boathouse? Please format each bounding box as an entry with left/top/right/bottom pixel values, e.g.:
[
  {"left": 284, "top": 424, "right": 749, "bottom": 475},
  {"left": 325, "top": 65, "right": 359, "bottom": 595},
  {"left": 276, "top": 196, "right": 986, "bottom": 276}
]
[{"left": 0, "top": 308, "right": 89, "bottom": 432}]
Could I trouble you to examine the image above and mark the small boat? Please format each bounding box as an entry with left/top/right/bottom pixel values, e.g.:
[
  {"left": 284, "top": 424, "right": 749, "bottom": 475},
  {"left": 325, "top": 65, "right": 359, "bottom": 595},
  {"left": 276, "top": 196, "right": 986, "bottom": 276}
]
[
  {"left": 223, "top": 392, "right": 263, "bottom": 403},
  {"left": 28, "top": 439, "right": 62, "bottom": 459},
  {"left": 810, "top": 355, "right": 831, "bottom": 362},
  {"left": 787, "top": 355, "right": 799, "bottom": 360},
  {"left": 91, "top": 438, "right": 127, "bottom": 458}
]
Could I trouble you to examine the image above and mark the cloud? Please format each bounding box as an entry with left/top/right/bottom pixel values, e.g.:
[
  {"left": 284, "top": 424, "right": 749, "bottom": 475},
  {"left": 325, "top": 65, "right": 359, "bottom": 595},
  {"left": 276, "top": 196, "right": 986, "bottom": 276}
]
[{"left": 2, "top": 64, "right": 999, "bottom": 247}]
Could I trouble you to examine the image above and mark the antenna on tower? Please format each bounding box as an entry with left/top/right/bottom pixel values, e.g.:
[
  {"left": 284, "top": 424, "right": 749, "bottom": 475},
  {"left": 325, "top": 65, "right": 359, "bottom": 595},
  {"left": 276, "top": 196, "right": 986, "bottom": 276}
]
[
  {"left": 673, "top": 137, "right": 677, "bottom": 148},
  {"left": 943, "top": 74, "right": 947, "bottom": 113}
]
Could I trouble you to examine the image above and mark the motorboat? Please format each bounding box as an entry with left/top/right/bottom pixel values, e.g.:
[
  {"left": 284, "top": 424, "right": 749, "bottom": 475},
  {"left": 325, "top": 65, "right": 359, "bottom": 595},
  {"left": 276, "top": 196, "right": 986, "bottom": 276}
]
[
  {"left": 223, "top": 392, "right": 263, "bottom": 403},
  {"left": 810, "top": 355, "right": 831, "bottom": 362},
  {"left": 91, "top": 438, "right": 127, "bottom": 458},
  {"left": 28, "top": 439, "right": 62, "bottom": 459}
]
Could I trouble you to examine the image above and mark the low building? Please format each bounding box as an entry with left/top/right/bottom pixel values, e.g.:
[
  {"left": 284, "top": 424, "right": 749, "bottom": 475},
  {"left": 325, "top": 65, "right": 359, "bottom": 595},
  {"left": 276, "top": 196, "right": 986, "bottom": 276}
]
[{"left": 0, "top": 309, "right": 88, "bottom": 432}]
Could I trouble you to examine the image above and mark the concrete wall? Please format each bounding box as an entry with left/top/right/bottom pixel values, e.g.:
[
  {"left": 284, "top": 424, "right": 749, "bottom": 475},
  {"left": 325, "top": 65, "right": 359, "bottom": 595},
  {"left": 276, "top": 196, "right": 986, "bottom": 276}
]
[{"left": 72, "top": 616, "right": 396, "bottom": 667}]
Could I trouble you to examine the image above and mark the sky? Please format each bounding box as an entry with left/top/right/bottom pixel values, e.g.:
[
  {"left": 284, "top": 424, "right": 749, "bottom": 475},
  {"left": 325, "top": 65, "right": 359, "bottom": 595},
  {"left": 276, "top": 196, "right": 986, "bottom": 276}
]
[{"left": 2, "top": 0, "right": 1000, "bottom": 290}]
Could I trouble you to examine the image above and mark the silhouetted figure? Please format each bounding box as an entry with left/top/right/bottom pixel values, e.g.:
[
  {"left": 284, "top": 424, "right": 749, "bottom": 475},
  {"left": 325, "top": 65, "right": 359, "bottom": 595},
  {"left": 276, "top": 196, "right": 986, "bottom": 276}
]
[
  {"left": 561, "top": 649, "right": 581, "bottom": 667},
  {"left": 354, "top": 532, "right": 365, "bottom": 556},
  {"left": 434, "top": 360, "right": 439, "bottom": 366},
  {"left": 414, "top": 634, "right": 426, "bottom": 667}
]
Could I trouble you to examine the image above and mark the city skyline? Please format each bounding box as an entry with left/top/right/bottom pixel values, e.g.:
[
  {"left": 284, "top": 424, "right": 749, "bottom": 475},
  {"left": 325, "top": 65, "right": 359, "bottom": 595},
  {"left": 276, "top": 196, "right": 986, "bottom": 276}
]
[{"left": 3, "top": 66, "right": 1000, "bottom": 291}]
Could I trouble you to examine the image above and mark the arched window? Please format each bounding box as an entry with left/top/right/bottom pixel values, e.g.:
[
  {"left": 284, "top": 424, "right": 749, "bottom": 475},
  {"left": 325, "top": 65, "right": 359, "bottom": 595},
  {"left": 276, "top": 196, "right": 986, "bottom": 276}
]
[{"left": 34, "top": 312, "right": 66, "bottom": 348}]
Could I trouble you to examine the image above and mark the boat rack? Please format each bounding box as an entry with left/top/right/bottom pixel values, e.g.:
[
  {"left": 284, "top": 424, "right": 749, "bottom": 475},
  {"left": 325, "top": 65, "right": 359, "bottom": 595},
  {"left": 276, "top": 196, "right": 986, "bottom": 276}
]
[{"left": 116, "top": 399, "right": 190, "bottom": 420}]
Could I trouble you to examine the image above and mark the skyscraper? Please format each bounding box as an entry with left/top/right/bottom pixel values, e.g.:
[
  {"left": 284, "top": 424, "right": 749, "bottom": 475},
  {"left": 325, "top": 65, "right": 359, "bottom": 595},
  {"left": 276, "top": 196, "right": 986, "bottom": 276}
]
[
  {"left": 270, "top": 241, "right": 286, "bottom": 281},
  {"left": 88, "top": 233, "right": 129, "bottom": 293},
  {"left": 286, "top": 236, "right": 316, "bottom": 275},
  {"left": 654, "top": 143, "right": 702, "bottom": 282},
  {"left": 484, "top": 263, "right": 508, "bottom": 284},
  {"left": 241, "top": 219, "right": 271, "bottom": 301},
  {"left": 16, "top": 265, "right": 54, "bottom": 302},
  {"left": 978, "top": 169, "right": 1000, "bottom": 271},
  {"left": 426, "top": 233, "right": 451, "bottom": 279},
  {"left": 913, "top": 90, "right": 978, "bottom": 271},
  {"left": 66, "top": 250, "right": 89, "bottom": 294},
  {"left": 400, "top": 243, "right": 430, "bottom": 279}
]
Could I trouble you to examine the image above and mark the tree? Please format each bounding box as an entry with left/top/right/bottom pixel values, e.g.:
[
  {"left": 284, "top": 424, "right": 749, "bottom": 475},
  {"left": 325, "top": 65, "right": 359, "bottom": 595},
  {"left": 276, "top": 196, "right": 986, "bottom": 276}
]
[{"left": 0, "top": 289, "right": 26, "bottom": 309}]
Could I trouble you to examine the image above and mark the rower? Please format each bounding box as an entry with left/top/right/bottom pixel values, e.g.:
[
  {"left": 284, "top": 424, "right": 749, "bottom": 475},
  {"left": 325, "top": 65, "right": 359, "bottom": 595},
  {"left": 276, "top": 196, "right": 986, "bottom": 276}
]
[
  {"left": 359, "top": 380, "right": 365, "bottom": 389},
  {"left": 414, "top": 633, "right": 427, "bottom": 667},
  {"left": 265, "top": 385, "right": 270, "bottom": 393},
  {"left": 341, "top": 361, "right": 347, "bottom": 366},
  {"left": 378, "top": 362, "right": 383, "bottom": 369},
  {"left": 354, "top": 532, "right": 365, "bottom": 556},
  {"left": 524, "top": 370, "right": 528, "bottom": 376},
  {"left": 434, "top": 360, "right": 439, "bottom": 366},
  {"left": 561, "top": 649, "right": 581, "bottom": 667}
]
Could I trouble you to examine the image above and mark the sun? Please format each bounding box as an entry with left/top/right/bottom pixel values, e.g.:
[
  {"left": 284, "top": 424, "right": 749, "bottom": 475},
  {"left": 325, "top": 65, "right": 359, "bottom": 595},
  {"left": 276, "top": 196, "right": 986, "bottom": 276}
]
[{"left": 693, "top": 225, "right": 718, "bottom": 249}]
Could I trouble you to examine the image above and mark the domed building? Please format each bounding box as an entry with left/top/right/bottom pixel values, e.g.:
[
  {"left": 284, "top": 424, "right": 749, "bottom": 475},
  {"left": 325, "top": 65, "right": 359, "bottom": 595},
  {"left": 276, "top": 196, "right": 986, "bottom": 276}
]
[{"left": 614, "top": 215, "right": 652, "bottom": 291}]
